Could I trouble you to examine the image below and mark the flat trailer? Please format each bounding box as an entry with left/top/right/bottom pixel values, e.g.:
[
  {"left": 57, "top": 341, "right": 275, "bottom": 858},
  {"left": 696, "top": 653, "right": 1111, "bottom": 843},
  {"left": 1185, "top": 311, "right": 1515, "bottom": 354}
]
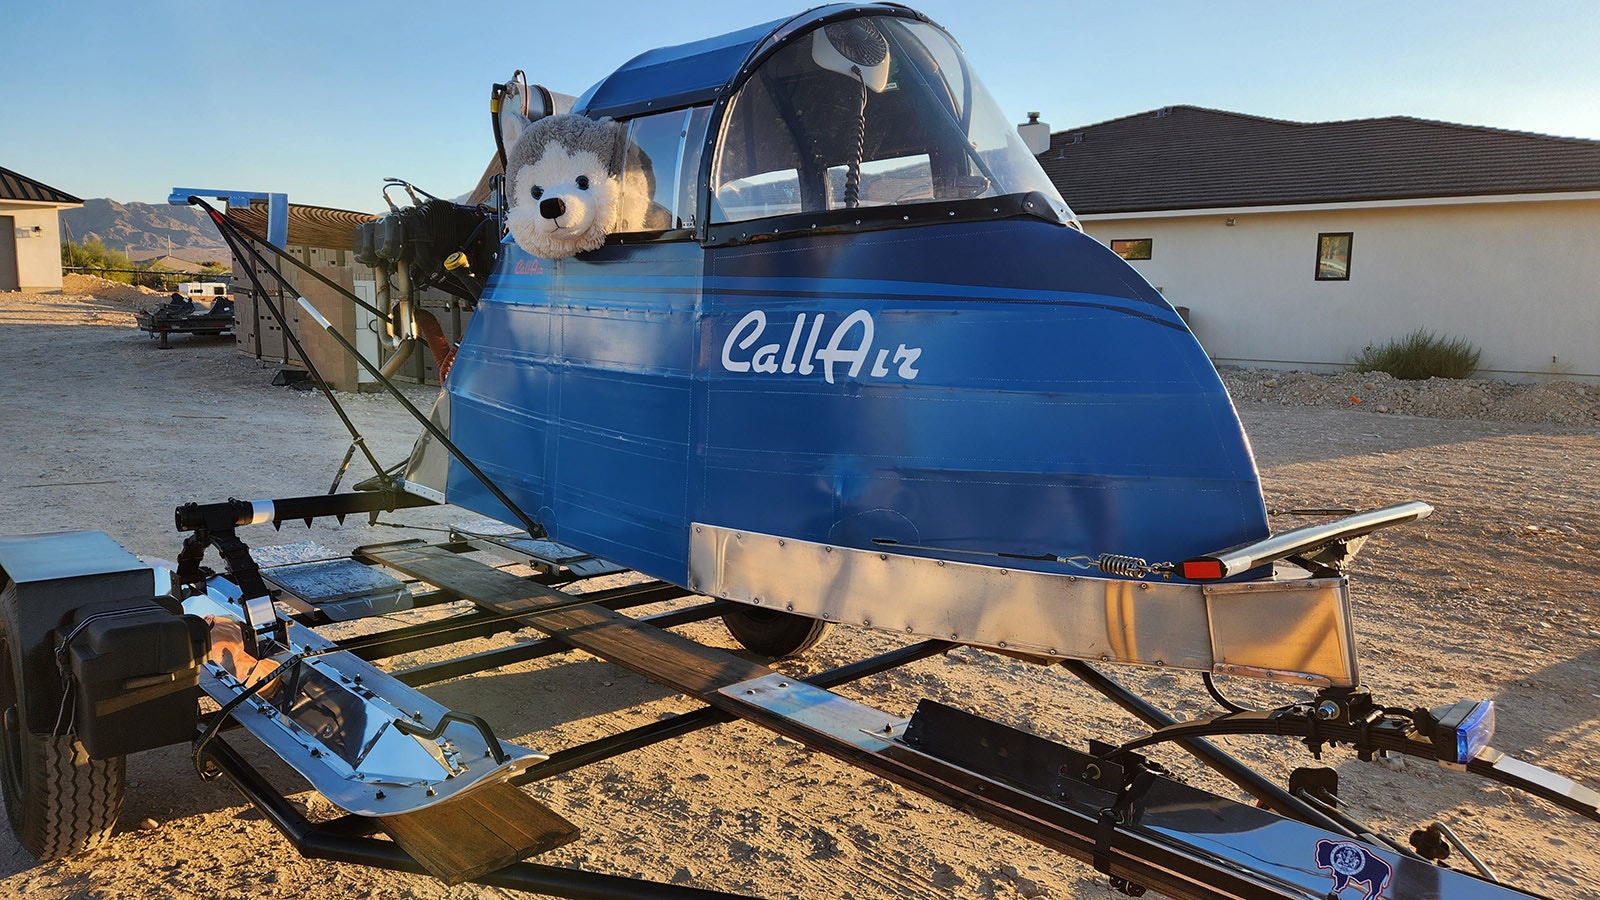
[
  {"left": 134, "top": 291, "right": 234, "bottom": 348},
  {"left": 4, "top": 489, "right": 1596, "bottom": 899}
]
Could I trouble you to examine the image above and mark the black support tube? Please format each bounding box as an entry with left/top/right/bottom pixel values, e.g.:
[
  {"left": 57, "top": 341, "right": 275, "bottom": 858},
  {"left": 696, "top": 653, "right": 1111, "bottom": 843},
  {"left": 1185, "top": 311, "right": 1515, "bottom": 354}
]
[
  {"left": 396, "top": 599, "right": 731, "bottom": 687},
  {"left": 515, "top": 639, "right": 956, "bottom": 785},
  {"left": 193, "top": 198, "right": 388, "bottom": 482},
  {"left": 1061, "top": 660, "right": 1358, "bottom": 838},
  {"left": 176, "top": 491, "right": 435, "bottom": 533},
  {"left": 342, "top": 584, "right": 695, "bottom": 665},
  {"left": 294, "top": 295, "right": 545, "bottom": 538},
  {"left": 192, "top": 195, "right": 543, "bottom": 538}
]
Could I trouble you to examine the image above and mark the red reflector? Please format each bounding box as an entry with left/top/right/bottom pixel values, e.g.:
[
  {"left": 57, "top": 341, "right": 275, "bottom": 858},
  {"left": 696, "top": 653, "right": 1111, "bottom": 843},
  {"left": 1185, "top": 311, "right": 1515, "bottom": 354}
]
[{"left": 1181, "top": 558, "right": 1224, "bottom": 581}]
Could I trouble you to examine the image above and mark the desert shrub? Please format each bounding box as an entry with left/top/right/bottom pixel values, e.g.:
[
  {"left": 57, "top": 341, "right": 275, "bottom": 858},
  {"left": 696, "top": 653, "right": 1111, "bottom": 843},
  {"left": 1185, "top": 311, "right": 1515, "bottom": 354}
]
[
  {"left": 60, "top": 238, "right": 134, "bottom": 284},
  {"left": 134, "top": 262, "right": 181, "bottom": 290},
  {"left": 1353, "top": 329, "right": 1481, "bottom": 380}
]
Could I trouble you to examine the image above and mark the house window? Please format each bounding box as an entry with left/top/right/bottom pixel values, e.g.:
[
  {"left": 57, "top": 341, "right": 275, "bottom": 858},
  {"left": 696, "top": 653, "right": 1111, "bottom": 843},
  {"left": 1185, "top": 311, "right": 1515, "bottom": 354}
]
[
  {"left": 1111, "top": 239, "right": 1152, "bottom": 260},
  {"left": 1316, "top": 232, "right": 1352, "bottom": 281}
]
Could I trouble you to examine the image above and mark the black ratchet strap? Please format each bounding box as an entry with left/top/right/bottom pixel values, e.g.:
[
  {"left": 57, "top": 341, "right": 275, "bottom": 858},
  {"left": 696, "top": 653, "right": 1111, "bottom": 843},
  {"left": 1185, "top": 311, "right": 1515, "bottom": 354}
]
[{"left": 1093, "top": 769, "right": 1158, "bottom": 880}]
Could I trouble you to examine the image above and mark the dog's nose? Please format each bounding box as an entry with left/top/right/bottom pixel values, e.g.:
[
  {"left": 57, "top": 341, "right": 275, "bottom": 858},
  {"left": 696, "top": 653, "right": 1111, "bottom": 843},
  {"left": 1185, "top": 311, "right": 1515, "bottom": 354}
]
[{"left": 539, "top": 197, "right": 566, "bottom": 220}]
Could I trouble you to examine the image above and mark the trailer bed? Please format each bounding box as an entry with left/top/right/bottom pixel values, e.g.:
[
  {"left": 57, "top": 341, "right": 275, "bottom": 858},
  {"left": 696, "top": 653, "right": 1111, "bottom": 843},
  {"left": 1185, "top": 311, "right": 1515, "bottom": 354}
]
[{"left": 178, "top": 534, "right": 1576, "bottom": 900}]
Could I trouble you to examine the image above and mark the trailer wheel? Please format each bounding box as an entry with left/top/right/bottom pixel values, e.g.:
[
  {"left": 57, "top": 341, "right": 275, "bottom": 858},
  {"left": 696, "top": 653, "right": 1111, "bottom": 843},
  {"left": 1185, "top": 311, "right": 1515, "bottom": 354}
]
[
  {"left": 0, "top": 602, "right": 125, "bottom": 860},
  {"left": 722, "top": 607, "right": 830, "bottom": 659}
]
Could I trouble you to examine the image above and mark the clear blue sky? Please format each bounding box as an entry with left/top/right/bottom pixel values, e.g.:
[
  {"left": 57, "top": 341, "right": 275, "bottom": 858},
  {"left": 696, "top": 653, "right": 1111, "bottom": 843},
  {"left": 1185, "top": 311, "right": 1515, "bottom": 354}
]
[{"left": 5, "top": 0, "right": 1598, "bottom": 214}]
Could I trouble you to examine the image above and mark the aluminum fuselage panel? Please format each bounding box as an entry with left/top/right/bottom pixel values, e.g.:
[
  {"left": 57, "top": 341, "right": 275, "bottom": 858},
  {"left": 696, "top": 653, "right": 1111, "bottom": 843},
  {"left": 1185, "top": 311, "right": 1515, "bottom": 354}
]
[{"left": 444, "top": 219, "right": 1267, "bottom": 587}]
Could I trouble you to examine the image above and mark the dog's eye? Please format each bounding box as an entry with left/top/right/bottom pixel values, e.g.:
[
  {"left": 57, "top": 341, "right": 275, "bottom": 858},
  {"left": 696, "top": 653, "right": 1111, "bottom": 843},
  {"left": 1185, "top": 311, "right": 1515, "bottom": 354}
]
[
  {"left": 531, "top": 186, "right": 544, "bottom": 200},
  {"left": 575, "top": 176, "right": 590, "bottom": 190}
]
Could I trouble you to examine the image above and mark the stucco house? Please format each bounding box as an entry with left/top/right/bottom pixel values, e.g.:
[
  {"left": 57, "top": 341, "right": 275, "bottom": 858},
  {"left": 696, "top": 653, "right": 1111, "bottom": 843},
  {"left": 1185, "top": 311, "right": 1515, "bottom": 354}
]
[
  {"left": 0, "top": 166, "right": 82, "bottom": 292},
  {"left": 1039, "top": 106, "right": 1600, "bottom": 381}
]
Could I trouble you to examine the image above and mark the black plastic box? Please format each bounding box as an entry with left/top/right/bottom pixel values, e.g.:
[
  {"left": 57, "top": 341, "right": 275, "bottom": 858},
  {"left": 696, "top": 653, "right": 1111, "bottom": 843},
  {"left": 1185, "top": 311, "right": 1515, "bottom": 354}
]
[{"left": 65, "top": 603, "right": 208, "bottom": 759}]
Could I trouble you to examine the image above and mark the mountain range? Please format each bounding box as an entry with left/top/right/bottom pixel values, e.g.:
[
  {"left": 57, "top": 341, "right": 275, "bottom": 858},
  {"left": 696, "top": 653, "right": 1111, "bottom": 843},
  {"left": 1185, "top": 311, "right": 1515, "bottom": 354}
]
[{"left": 59, "top": 199, "right": 230, "bottom": 261}]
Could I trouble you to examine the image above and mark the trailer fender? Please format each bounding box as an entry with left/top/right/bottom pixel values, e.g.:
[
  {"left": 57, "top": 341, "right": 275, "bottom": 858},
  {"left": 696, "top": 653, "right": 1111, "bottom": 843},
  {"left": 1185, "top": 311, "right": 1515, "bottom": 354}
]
[
  {"left": 0, "top": 531, "right": 155, "bottom": 735},
  {"left": 0, "top": 531, "right": 149, "bottom": 859}
]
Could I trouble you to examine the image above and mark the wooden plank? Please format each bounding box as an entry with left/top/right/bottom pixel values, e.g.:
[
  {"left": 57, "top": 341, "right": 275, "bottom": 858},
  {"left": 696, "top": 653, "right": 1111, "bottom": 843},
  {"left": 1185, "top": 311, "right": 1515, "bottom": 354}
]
[
  {"left": 376, "top": 781, "right": 580, "bottom": 885},
  {"left": 367, "top": 545, "right": 574, "bottom": 613},
  {"left": 361, "top": 546, "right": 1147, "bottom": 887},
  {"left": 367, "top": 546, "right": 771, "bottom": 695}
]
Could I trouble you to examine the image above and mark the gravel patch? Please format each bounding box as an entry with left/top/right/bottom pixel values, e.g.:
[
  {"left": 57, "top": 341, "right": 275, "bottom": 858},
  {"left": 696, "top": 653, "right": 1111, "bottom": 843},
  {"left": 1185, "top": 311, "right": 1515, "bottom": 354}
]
[{"left": 1221, "top": 366, "right": 1599, "bottom": 428}]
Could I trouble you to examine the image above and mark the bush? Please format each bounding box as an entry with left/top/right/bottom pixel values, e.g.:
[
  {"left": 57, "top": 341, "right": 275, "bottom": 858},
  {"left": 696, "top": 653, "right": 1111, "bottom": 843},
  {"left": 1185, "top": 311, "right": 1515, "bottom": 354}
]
[
  {"left": 1353, "top": 329, "right": 1481, "bottom": 380},
  {"left": 134, "top": 262, "right": 180, "bottom": 290},
  {"left": 60, "top": 238, "right": 134, "bottom": 284}
]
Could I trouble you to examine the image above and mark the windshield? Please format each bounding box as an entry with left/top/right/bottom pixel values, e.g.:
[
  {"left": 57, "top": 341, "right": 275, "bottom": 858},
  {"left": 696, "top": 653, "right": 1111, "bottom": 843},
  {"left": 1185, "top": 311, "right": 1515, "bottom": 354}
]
[{"left": 710, "top": 16, "right": 1071, "bottom": 225}]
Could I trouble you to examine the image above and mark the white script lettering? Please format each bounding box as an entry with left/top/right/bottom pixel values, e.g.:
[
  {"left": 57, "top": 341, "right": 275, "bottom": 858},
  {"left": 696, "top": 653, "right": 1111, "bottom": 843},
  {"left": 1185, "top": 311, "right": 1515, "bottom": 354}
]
[{"left": 720, "top": 309, "right": 923, "bottom": 382}]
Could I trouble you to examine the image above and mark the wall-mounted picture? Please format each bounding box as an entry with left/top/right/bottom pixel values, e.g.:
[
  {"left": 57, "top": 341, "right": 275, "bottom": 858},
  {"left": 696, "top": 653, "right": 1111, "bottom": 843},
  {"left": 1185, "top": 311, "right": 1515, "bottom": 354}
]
[
  {"left": 1316, "top": 232, "right": 1352, "bottom": 280},
  {"left": 1111, "top": 238, "right": 1152, "bottom": 260}
]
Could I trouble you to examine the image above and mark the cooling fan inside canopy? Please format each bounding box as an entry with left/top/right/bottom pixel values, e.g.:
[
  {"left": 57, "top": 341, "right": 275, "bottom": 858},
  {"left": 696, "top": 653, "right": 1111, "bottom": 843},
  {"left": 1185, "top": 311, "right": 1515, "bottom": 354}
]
[{"left": 813, "top": 20, "right": 891, "bottom": 92}]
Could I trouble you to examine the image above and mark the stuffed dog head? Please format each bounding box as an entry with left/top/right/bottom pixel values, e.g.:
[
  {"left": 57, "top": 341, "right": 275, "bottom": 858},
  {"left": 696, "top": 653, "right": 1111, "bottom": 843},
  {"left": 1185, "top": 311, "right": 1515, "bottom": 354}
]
[{"left": 503, "top": 111, "right": 675, "bottom": 259}]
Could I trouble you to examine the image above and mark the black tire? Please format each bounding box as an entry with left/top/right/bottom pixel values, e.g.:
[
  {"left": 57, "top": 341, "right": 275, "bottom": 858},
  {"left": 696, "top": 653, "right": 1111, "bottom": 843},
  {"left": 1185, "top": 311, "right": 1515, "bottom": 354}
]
[
  {"left": 722, "top": 607, "right": 830, "bottom": 659},
  {"left": 0, "top": 602, "right": 125, "bottom": 860}
]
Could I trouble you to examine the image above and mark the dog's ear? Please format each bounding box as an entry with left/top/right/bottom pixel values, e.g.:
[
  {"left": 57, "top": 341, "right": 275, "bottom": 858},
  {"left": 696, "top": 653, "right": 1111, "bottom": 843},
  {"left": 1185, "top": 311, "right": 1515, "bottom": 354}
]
[
  {"left": 500, "top": 107, "right": 535, "bottom": 149},
  {"left": 592, "top": 117, "right": 628, "bottom": 176}
]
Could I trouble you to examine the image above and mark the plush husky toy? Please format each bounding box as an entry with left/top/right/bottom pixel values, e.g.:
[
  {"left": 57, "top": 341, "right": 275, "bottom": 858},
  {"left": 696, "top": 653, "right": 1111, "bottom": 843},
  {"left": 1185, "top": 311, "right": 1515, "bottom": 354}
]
[{"left": 502, "top": 112, "right": 669, "bottom": 259}]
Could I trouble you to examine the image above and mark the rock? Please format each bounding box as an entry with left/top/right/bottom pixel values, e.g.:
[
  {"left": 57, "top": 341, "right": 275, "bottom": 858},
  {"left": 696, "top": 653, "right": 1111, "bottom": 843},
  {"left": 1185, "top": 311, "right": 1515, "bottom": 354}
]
[
  {"left": 1014, "top": 874, "right": 1046, "bottom": 897},
  {"left": 931, "top": 863, "right": 964, "bottom": 889},
  {"left": 138, "top": 817, "right": 160, "bottom": 831}
]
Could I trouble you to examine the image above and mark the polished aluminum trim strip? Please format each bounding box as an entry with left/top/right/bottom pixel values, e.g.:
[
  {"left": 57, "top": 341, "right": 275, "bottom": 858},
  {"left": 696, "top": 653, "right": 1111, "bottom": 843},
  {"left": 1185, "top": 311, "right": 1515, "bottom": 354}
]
[
  {"left": 719, "top": 674, "right": 902, "bottom": 750},
  {"left": 688, "top": 525, "right": 1358, "bottom": 686},
  {"left": 1200, "top": 501, "right": 1432, "bottom": 578}
]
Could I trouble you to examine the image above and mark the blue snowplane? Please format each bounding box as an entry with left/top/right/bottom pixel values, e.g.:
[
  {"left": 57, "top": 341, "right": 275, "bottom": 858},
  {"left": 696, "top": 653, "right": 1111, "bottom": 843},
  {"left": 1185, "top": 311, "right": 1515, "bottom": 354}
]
[{"left": 401, "top": 3, "right": 1420, "bottom": 677}]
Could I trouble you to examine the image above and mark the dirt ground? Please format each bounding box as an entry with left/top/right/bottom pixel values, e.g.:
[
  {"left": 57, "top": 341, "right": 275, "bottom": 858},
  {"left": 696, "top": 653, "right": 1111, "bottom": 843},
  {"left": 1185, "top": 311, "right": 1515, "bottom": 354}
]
[{"left": 1, "top": 287, "right": 1598, "bottom": 900}]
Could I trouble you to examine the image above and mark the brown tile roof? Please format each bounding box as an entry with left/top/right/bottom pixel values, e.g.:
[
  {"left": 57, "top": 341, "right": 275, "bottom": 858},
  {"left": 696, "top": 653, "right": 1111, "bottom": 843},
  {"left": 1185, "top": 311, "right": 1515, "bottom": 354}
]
[
  {"left": 1038, "top": 106, "right": 1600, "bottom": 215},
  {"left": 0, "top": 166, "right": 83, "bottom": 205}
]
